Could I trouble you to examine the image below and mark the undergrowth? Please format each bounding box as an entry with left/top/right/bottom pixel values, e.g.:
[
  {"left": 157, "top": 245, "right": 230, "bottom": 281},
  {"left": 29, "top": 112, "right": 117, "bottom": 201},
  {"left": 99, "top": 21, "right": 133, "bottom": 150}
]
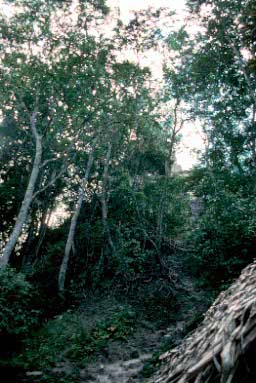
[
  {"left": 15, "top": 305, "right": 136, "bottom": 375},
  {"left": 141, "top": 299, "right": 210, "bottom": 379}
]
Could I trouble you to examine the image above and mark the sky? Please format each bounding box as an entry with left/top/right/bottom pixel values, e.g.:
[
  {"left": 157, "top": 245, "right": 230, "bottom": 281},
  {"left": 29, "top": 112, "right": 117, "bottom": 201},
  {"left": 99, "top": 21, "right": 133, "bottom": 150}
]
[
  {"left": 109, "top": 0, "right": 187, "bottom": 23},
  {"left": 108, "top": 0, "right": 204, "bottom": 170},
  {"left": 113, "top": 0, "right": 186, "bottom": 12},
  {"left": 120, "top": 0, "right": 186, "bottom": 14}
]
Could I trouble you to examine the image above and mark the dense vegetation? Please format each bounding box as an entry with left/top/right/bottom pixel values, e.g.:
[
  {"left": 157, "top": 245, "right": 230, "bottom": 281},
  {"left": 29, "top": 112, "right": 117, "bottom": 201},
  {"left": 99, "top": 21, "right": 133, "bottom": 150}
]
[{"left": 0, "top": 0, "right": 255, "bottom": 381}]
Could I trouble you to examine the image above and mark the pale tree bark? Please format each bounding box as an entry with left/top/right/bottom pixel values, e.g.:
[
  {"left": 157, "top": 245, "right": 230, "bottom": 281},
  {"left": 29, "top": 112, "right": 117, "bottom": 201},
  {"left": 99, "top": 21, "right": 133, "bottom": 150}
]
[
  {"left": 0, "top": 109, "right": 42, "bottom": 267},
  {"left": 164, "top": 100, "right": 185, "bottom": 178},
  {"left": 58, "top": 148, "right": 94, "bottom": 294},
  {"left": 100, "top": 143, "right": 116, "bottom": 253},
  {"left": 158, "top": 100, "right": 184, "bottom": 249}
]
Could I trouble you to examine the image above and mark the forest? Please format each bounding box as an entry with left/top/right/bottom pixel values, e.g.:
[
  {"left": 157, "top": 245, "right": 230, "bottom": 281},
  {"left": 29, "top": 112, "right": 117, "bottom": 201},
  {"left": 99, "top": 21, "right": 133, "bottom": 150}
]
[{"left": 0, "top": 0, "right": 255, "bottom": 382}]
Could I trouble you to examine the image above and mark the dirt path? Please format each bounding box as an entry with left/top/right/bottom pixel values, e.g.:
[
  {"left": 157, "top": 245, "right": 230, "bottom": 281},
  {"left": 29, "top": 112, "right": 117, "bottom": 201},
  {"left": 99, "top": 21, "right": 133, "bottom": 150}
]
[
  {"left": 79, "top": 278, "right": 210, "bottom": 383},
  {"left": 82, "top": 353, "right": 152, "bottom": 383},
  {"left": 24, "top": 256, "right": 211, "bottom": 383},
  {"left": 77, "top": 324, "right": 167, "bottom": 383}
]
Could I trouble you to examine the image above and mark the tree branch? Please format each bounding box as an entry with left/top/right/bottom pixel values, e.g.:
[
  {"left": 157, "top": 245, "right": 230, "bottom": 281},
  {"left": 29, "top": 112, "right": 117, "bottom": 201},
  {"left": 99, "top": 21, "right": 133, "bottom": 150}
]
[
  {"left": 40, "top": 157, "right": 59, "bottom": 169},
  {"left": 32, "top": 164, "right": 67, "bottom": 199}
]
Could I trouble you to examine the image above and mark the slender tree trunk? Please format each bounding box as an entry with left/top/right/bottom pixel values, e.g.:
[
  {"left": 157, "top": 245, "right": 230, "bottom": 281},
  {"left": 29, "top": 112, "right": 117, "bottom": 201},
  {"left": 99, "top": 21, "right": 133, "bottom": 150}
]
[
  {"left": 58, "top": 149, "right": 94, "bottom": 293},
  {"left": 21, "top": 215, "right": 37, "bottom": 269},
  {"left": 156, "top": 187, "right": 167, "bottom": 252},
  {"left": 33, "top": 205, "right": 53, "bottom": 262},
  {"left": 158, "top": 121, "right": 177, "bottom": 250},
  {"left": 22, "top": 202, "right": 52, "bottom": 268},
  {"left": 1, "top": 110, "right": 41, "bottom": 267},
  {"left": 100, "top": 143, "right": 115, "bottom": 253}
]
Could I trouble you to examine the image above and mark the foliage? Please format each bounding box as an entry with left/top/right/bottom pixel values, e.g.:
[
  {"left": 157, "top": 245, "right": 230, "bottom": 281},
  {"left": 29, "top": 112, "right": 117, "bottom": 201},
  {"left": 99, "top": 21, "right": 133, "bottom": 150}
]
[
  {"left": 0, "top": 267, "right": 40, "bottom": 336},
  {"left": 136, "top": 278, "right": 178, "bottom": 324},
  {"left": 188, "top": 170, "right": 256, "bottom": 287},
  {"left": 59, "top": 173, "right": 190, "bottom": 296},
  {"left": 0, "top": 0, "right": 190, "bottom": 299},
  {"left": 163, "top": 0, "right": 256, "bottom": 289},
  {"left": 17, "top": 306, "right": 136, "bottom": 371},
  {"left": 1, "top": 0, "right": 255, "bottom": 378}
]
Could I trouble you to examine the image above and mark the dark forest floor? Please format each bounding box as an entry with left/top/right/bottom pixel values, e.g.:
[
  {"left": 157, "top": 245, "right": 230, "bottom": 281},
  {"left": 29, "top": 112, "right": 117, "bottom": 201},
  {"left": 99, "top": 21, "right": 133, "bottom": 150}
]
[{"left": 14, "top": 258, "right": 214, "bottom": 383}]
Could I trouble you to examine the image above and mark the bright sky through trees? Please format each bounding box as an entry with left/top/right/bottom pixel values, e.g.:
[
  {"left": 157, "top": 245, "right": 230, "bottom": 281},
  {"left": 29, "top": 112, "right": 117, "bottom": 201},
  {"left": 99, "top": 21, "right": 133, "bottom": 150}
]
[
  {"left": 109, "top": 0, "right": 203, "bottom": 170},
  {"left": 0, "top": 0, "right": 203, "bottom": 170},
  {"left": 117, "top": 0, "right": 186, "bottom": 13}
]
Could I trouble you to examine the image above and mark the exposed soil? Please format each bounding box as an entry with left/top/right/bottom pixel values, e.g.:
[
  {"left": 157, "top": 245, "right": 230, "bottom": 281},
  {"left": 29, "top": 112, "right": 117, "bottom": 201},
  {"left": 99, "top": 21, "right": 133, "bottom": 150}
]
[
  {"left": 83, "top": 353, "right": 153, "bottom": 383},
  {"left": 78, "top": 274, "right": 210, "bottom": 383},
  {"left": 23, "top": 257, "right": 211, "bottom": 383}
]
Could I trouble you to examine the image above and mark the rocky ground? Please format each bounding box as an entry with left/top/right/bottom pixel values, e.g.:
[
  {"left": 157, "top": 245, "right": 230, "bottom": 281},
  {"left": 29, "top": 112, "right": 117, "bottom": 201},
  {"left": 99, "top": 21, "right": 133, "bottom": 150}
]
[
  {"left": 22, "top": 255, "right": 212, "bottom": 383},
  {"left": 84, "top": 353, "right": 153, "bottom": 383},
  {"left": 83, "top": 278, "right": 210, "bottom": 383}
]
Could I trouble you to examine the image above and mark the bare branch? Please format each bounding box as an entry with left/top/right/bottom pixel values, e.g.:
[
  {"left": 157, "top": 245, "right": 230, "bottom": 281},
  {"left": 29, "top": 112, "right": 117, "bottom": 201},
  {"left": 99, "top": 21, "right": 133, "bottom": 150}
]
[
  {"left": 40, "top": 157, "right": 59, "bottom": 169},
  {"left": 32, "top": 164, "right": 67, "bottom": 199}
]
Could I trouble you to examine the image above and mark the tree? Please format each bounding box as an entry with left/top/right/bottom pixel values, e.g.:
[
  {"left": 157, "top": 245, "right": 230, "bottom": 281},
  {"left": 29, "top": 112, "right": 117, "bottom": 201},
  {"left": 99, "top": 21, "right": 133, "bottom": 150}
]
[
  {"left": 1, "top": 107, "right": 42, "bottom": 266},
  {"left": 0, "top": 0, "right": 191, "bottom": 298},
  {"left": 172, "top": 0, "right": 256, "bottom": 284},
  {"left": 0, "top": 0, "right": 109, "bottom": 267},
  {"left": 58, "top": 147, "right": 94, "bottom": 293}
]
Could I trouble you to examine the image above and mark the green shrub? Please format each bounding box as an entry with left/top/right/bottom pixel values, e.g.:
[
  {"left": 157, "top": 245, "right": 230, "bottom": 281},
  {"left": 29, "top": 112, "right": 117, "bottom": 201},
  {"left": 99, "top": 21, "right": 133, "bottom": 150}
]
[
  {"left": 0, "top": 267, "right": 40, "bottom": 336},
  {"left": 18, "top": 306, "right": 136, "bottom": 370},
  {"left": 189, "top": 188, "right": 256, "bottom": 288}
]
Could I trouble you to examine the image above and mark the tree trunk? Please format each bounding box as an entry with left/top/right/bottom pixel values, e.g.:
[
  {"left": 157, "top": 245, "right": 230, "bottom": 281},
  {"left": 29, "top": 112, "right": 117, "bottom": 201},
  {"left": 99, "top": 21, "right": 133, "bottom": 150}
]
[
  {"left": 1, "top": 110, "right": 42, "bottom": 267},
  {"left": 22, "top": 202, "right": 53, "bottom": 268},
  {"left": 58, "top": 149, "right": 94, "bottom": 294},
  {"left": 100, "top": 143, "right": 116, "bottom": 253},
  {"left": 33, "top": 205, "right": 53, "bottom": 263}
]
